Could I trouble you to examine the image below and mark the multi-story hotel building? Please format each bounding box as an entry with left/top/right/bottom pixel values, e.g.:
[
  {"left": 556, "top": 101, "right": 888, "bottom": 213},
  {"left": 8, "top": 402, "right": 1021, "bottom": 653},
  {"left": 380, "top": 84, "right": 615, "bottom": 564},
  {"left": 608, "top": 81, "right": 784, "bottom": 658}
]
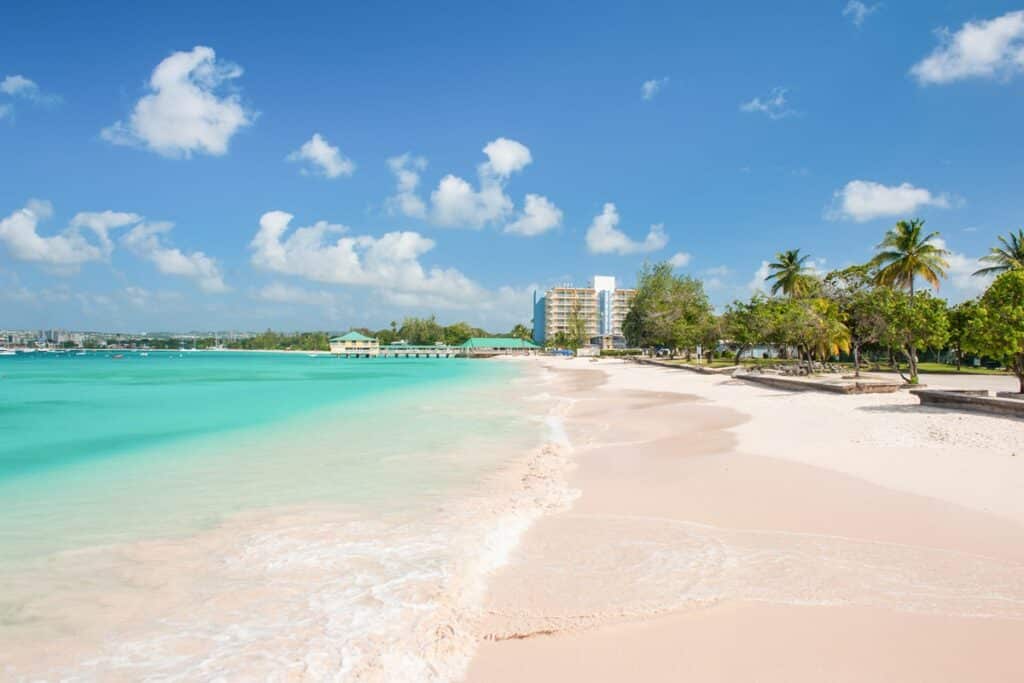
[{"left": 532, "top": 275, "right": 636, "bottom": 347}]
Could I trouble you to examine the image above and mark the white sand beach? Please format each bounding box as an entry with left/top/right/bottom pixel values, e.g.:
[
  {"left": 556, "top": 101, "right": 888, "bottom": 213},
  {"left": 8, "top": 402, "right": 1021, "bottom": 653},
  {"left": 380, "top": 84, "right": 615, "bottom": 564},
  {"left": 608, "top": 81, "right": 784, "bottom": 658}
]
[{"left": 467, "top": 358, "right": 1024, "bottom": 682}]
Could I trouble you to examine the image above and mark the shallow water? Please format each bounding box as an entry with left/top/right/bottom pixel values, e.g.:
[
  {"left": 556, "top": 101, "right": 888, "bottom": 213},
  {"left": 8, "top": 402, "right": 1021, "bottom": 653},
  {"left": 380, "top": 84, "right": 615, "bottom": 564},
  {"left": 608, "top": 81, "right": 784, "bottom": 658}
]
[{"left": 0, "top": 352, "right": 566, "bottom": 680}]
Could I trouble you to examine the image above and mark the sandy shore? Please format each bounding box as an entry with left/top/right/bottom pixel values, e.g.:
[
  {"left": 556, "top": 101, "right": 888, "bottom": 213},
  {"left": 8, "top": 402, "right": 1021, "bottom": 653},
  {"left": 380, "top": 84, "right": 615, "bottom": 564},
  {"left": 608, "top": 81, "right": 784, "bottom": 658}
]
[{"left": 467, "top": 358, "right": 1024, "bottom": 682}]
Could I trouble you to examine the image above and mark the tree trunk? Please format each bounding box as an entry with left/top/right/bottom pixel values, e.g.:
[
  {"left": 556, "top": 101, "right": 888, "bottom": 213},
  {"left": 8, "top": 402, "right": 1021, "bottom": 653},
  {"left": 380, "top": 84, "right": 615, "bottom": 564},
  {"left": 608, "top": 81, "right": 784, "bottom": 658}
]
[
  {"left": 853, "top": 342, "right": 861, "bottom": 378},
  {"left": 735, "top": 344, "right": 747, "bottom": 367},
  {"left": 903, "top": 343, "right": 919, "bottom": 384},
  {"left": 1015, "top": 353, "right": 1024, "bottom": 394},
  {"left": 955, "top": 350, "right": 962, "bottom": 372}
]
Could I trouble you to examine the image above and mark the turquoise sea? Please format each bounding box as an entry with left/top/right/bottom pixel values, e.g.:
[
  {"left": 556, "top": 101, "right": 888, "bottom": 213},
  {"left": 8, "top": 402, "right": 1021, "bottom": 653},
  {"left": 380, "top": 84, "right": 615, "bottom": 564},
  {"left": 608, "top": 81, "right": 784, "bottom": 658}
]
[{"left": 0, "top": 351, "right": 557, "bottom": 680}]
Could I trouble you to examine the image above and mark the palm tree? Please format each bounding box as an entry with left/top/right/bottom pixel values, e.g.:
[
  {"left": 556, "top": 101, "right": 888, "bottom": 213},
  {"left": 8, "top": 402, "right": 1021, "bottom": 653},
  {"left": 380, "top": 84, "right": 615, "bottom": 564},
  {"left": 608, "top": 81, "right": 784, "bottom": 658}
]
[
  {"left": 973, "top": 229, "right": 1024, "bottom": 277},
  {"left": 870, "top": 219, "right": 949, "bottom": 295},
  {"left": 765, "top": 249, "right": 813, "bottom": 297},
  {"left": 870, "top": 219, "right": 949, "bottom": 385}
]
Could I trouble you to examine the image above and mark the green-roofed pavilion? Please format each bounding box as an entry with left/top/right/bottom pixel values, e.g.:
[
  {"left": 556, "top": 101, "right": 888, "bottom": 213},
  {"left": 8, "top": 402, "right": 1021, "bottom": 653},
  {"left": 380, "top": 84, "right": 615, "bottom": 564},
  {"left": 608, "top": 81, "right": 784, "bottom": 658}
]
[{"left": 329, "top": 331, "right": 376, "bottom": 342}]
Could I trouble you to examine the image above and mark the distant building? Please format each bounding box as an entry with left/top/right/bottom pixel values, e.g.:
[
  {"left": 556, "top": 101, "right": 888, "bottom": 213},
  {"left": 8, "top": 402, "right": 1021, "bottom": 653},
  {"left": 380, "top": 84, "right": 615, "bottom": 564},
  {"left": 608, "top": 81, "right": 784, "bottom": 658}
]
[
  {"left": 329, "top": 331, "right": 380, "bottom": 357},
  {"left": 533, "top": 275, "right": 636, "bottom": 347}
]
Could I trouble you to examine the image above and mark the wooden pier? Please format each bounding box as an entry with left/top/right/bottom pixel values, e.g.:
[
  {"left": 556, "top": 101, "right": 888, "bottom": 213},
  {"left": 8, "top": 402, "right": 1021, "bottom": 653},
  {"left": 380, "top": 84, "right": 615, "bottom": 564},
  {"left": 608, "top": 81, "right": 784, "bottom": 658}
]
[{"left": 334, "top": 344, "right": 458, "bottom": 359}]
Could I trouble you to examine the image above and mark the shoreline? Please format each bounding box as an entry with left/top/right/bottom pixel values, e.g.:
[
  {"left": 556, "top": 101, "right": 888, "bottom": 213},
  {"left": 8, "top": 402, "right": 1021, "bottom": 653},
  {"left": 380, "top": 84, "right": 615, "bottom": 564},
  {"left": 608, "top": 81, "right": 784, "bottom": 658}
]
[{"left": 466, "top": 357, "right": 1024, "bottom": 681}]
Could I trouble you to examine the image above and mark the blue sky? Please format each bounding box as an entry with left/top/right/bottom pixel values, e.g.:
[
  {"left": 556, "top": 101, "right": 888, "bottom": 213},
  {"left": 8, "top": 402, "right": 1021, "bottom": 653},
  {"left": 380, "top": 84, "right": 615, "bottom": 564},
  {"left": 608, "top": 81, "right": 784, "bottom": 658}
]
[{"left": 2, "top": 1, "right": 1023, "bottom": 332}]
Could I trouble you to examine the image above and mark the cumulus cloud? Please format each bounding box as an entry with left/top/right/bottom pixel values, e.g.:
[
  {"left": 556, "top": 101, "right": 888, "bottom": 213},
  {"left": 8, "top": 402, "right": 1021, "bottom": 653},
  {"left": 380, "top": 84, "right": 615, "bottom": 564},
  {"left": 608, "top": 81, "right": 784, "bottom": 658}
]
[
  {"left": 0, "top": 74, "right": 61, "bottom": 120},
  {"left": 740, "top": 88, "right": 797, "bottom": 119},
  {"left": 504, "top": 194, "right": 563, "bottom": 236},
  {"left": 931, "top": 237, "right": 990, "bottom": 300},
  {"left": 256, "top": 281, "right": 339, "bottom": 307},
  {"left": 585, "top": 203, "right": 668, "bottom": 255},
  {"left": 828, "top": 180, "right": 953, "bottom": 222},
  {"left": 0, "top": 201, "right": 139, "bottom": 271},
  {"left": 250, "top": 210, "right": 485, "bottom": 307},
  {"left": 385, "top": 154, "right": 428, "bottom": 218},
  {"left": 842, "top": 1, "right": 880, "bottom": 28},
  {"left": 430, "top": 173, "right": 513, "bottom": 228},
  {"left": 122, "top": 222, "right": 227, "bottom": 292},
  {"left": 748, "top": 260, "right": 772, "bottom": 292},
  {"left": 102, "top": 46, "right": 253, "bottom": 157},
  {"left": 911, "top": 11, "right": 1024, "bottom": 84},
  {"left": 668, "top": 252, "right": 692, "bottom": 268},
  {"left": 287, "top": 133, "right": 355, "bottom": 178},
  {"left": 386, "top": 138, "right": 559, "bottom": 233},
  {"left": 641, "top": 77, "right": 669, "bottom": 101}
]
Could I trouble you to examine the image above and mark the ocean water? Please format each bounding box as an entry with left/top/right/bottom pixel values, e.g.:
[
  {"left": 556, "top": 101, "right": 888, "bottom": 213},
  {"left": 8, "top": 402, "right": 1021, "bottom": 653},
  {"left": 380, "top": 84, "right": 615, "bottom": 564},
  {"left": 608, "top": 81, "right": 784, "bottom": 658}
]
[{"left": 0, "top": 351, "right": 569, "bottom": 681}]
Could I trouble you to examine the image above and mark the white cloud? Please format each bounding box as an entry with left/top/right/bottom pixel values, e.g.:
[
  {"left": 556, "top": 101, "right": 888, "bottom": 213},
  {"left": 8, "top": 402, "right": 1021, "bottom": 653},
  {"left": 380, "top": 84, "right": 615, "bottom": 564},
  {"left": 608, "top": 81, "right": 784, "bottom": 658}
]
[
  {"left": 585, "top": 203, "right": 668, "bottom": 255},
  {"left": 122, "top": 222, "right": 227, "bottom": 292},
  {"left": 740, "top": 88, "right": 797, "bottom": 119},
  {"left": 481, "top": 137, "right": 532, "bottom": 177},
  {"left": 504, "top": 194, "right": 563, "bottom": 236},
  {"left": 842, "top": 1, "right": 880, "bottom": 28},
  {"left": 748, "top": 260, "right": 772, "bottom": 293},
  {"left": 287, "top": 133, "right": 355, "bottom": 178},
  {"left": 932, "top": 237, "right": 990, "bottom": 300},
  {"left": 385, "top": 154, "right": 428, "bottom": 218},
  {"left": 911, "top": 11, "right": 1024, "bottom": 84},
  {"left": 257, "top": 282, "right": 339, "bottom": 307},
  {"left": 0, "top": 201, "right": 139, "bottom": 271},
  {"left": 1, "top": 75, "right": 37, "bottom": 96},
  {"left": 828, "top": 180, "right": 953, "bottom": 222},
  {"left": 641, "top": 77, "right": 669, "bottom": 101},
  {"left": 0, "top": 74, "right": 61, "bottom": 120},
  {"left": 250, "top": 210, "right": 485, "bottom": 307},
  {"left": 386, "top": 138, "right": 558, "bottom": 233},
  {"left": 102, "top": 46, "right": 253, "bottom": 157},
  {"left": 668, "top": 252, "right": 692, "bottom": 268},
  {"left": 70, "top": 210, "right": 144, "bottom": 258},
  {"left": 430, "top": 173, "right": 512, "bottom": 228}
]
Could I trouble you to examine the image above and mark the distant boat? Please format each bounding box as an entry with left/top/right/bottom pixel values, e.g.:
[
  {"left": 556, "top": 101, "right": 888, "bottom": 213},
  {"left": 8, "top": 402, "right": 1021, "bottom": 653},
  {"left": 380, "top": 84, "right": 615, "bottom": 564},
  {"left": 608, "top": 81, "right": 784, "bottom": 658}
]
[
  {"left": 0, "top": 348, "right": 15, "bottom": 356},
  {"left": 75, "top": 351, "right": 86, "bottom": 356},
  {"left": 112, "top": 353, "right": 124, "bottom": 359},
  {"left": 139, "top": 352, "right": 149, "bottom": 357}
]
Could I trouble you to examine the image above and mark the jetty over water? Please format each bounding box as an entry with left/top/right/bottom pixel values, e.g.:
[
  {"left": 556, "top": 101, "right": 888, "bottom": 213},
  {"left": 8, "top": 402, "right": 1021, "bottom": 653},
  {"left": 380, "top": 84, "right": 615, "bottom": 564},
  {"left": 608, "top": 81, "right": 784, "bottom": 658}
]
[{"left": 328, "top": 335, "right": 538, "bottom": 358}]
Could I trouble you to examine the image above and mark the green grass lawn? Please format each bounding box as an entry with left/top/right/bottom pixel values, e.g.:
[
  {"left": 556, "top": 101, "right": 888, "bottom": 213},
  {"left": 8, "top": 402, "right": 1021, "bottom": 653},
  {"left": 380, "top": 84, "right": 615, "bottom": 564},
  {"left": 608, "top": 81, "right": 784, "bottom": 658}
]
[
  {"left": 873, "top": 361, "right": 1009, "bottom": 376},
  {"left": 668, "top": 357, "right": 1010, "bottom": 375}
]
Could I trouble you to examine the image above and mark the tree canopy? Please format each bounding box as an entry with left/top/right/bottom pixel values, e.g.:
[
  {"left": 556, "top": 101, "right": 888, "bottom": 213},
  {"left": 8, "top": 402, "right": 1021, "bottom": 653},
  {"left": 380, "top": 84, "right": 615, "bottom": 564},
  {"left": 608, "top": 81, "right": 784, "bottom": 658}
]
[
  {"left": 623, "top": 262, "right": 714, "bottom": 351},
  {"left": 964, "top": 270, "right": 1024, "bottom": 393}
]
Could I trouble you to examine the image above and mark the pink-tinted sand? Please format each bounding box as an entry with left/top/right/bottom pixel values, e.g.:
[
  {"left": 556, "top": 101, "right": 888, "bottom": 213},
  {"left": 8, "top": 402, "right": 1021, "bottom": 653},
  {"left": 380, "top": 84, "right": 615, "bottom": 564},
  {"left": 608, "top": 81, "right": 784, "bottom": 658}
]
[{"left": 466, "top": 360, "right": 1024, "bottom": 682}]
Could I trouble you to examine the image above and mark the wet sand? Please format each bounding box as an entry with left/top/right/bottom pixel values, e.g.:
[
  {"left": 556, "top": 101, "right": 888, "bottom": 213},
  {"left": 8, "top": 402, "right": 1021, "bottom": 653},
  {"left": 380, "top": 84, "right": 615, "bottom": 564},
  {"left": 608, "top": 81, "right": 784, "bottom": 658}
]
[{"left": 467, "top": 359, "right": 1024, "bottom": 682}]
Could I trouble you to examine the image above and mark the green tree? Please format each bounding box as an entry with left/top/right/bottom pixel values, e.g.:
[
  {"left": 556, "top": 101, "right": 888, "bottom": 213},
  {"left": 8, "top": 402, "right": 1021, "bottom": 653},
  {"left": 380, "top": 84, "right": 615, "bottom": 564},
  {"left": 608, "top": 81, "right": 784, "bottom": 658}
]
[
  {"left": 964, "top": 270, "right": 1024, "bottom": 393},
  {"left": 565, "top": 301, "right": 589, "bottom": 350},
  {"left": 946, "top": 300, "right": 978, "bottom": 371},
  {"left": 508, "top": 323, "right": 533, "bottom": 341},
  {"left": 877, "top": 290, "right": 950, "bottom": 383},
  {"left": 824, "top": 265, "right": 888, "bottom": 377},
  {"left": 623, "top": 262, "right": 713, "bottom": 354},
  {"left": 765, "top": 249, "right": 816, "bottom": 298},
  {"left": 870, "top": 219, "right": 949, "bottom": 296},
  {"left": 723, "top": 295, "right": 774, "bottom": 365},
  {"left": 870, "top": 219, "right": 950, "bottom": 382},
  {"left": 398, "top": 316, "right": 444, "bottom": 345},
  {"left": 973, "top": 228, "right": 1024, "bottom": 277},
  {"left": 776, "top": 297, "right": 850, "bottom": 374},
  {"left": 442, "top": 321, "right": 477, "bottom": 346}
]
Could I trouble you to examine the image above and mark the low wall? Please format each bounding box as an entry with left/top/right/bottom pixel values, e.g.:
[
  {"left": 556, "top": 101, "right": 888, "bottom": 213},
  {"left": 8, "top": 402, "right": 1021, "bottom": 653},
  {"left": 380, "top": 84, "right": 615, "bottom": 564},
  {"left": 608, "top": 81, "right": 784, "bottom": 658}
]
[
  {"left": 911, "top": 389, "right": 1024, "bottom": 418},
  {"left": 635, "top": 359, "right": 739, "bottom": 375},
  {"left": 736, "top": 373, "right": 903, "bottom": 394}
]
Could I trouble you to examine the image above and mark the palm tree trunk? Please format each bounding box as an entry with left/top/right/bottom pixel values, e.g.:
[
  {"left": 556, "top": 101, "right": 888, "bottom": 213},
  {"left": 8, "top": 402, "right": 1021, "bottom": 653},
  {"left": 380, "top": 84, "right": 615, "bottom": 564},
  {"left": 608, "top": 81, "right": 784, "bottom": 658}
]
[{"left": 853, "top": 342, "right": 861, "bottom": 378}]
